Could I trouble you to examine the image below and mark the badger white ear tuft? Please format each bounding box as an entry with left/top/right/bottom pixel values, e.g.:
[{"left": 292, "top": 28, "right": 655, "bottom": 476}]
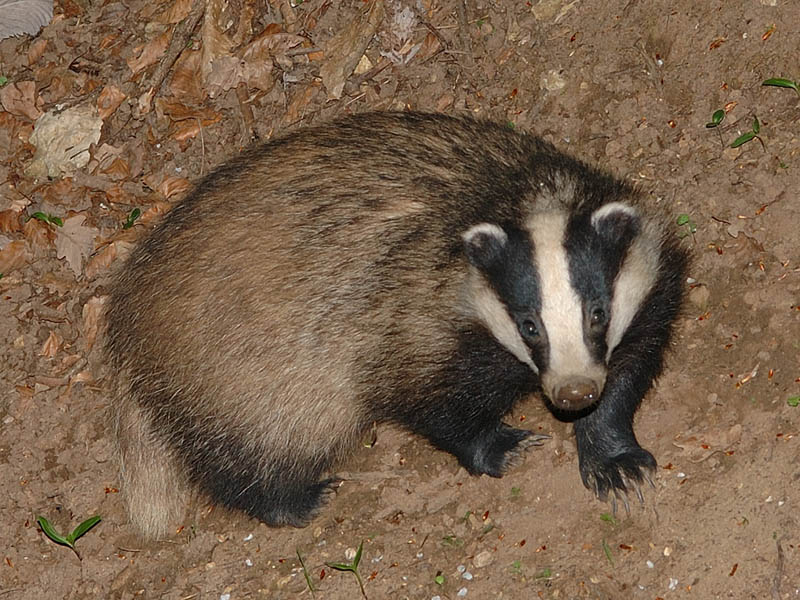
[
  {"left": 591, "top": 202, "right": 640, "bottom": 242},
  {"left": 462, "top": 223, "right": 508, "bottom": 270}
]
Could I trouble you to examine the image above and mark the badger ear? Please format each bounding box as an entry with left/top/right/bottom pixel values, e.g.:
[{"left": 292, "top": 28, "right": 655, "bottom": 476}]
[
  {"left": 462, "top": 223, "right": 509, "bottom": 271},
  {"left": 590, "top": 202, "right": 641, "bottom": 246}
]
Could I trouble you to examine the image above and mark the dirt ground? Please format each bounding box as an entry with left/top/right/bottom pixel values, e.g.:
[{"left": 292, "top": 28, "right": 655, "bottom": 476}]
[{"left": 1, "top": 0, "right": 799, "bottom": 598}]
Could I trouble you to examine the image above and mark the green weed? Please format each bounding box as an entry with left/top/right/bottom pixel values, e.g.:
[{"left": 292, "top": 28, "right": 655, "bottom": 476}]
[
  {"left": 731, "top": 116, "right": 764, "bottom": 150},
  {"left": 29, "top": 212, "right": 63, "bottom": 227},
  {"left": 122, "top": 208, "right": 141, "bottom": 229},
  {"left": 36, "top": 515, "right": 101, "bottom": 559},
  {"left": 326, "top": 540, "right": 367, "bottom": 599},
  {"left": 297, "top": 549, "right": 315, "bottom": 598},
  {"left": 787, "top": 396, "right": 800, "bottom": 407},
  {"left": 762, "top": 77, "right": 799, "bottom": 97}
]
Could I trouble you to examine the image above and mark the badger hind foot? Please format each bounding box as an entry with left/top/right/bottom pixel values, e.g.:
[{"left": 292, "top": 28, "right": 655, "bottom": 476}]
[
  {"left": 460, "top": 425, "right": 550, "bottom": 478},
  {"left": 242, "top": 477, "right": 340, "bottom": 528},
  {"left": 578, "top": 446, "right": 657, "bottom": 508}
]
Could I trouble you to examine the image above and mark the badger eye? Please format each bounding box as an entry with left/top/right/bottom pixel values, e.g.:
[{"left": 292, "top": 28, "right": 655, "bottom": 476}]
[
  {"left": 590, "top": 306, "right": 607, "bottom": 327},
  {"left": 520, "top": 318, "right": 539, "bottom": 340}
]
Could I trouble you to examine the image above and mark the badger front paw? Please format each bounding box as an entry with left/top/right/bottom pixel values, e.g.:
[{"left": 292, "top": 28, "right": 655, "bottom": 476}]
[
  {"left": 578, "top": 446, "right": 656, "bottom": 512},
  {"left": 459, "top": 424, "right": 550, "bottom": 478}
]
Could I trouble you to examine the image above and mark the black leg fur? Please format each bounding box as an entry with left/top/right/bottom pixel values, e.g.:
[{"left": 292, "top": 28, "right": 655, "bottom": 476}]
[
  {"left": 574, "top": 263, "right": 685, "bottom": 502},
  {"left": 173, "top": 421, "right": 336, "bottom": 527},
  {"left": 379, "top": 328, "right": 546, "bottom": 477}
]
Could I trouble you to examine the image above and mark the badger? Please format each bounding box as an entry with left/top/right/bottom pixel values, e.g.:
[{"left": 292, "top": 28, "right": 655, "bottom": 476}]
[{"left": 105, "top": 112, "right": 689, "bottom": 539}]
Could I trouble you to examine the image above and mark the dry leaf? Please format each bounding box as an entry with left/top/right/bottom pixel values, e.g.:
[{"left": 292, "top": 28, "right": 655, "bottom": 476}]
[
  {"left": 127, "top": 30, "right": 171, "bottom": 75},
  {"left": 97, "top": 85, "right": 127, "bottom": 120},
  {"left": 27, "top": 38, "right": 47, "bottom": 65},
  {"left": 0, "top": 81, "right": 42, "bottom": 120},
  {"left": 23, "top": 217, "right": 55, "bottom": 251},
  {"left": 0, "top": 0, "right": 53, "bottom": 41},
  {"left": 159, "top": 176, "right": 192, "bottom": 199},
  {"left": 55, "top": 214, "right": 98, "bottom": 275},
  {"left": 0, "top": 210, "right": 22, "bottom": 233},
  {"left": 39, "top": 330, "right": 62, "bottom": 358},
  {"left": 0, "top": 238, "right": 28, "bottom": 273},
  {"left": 82, "top": 295, "right": 106, "bottom": 351},
  {"left": 320, "top": 0, "right": 385, "bottom": 99},
  {"left": 26, "top": 104, "right": 103, "bottom": 179}
]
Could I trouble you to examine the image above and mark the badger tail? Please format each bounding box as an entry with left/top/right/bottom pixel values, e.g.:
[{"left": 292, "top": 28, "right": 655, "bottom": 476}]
[{"left": 112, "top": 384, "right": 186, "bottom": 540}]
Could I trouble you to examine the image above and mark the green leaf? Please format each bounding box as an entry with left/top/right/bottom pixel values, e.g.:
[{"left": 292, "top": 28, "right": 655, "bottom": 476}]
[
  {"left": 353, "top": 540, "right": 363, "bottom": 568},
  {"left": 706, "top": 109, "right": 725, "bottom": 128},
  {"left": 762, "top": 77, "right": 799, "bottom": 92},
  {"left": 676, "top": 214, "right": 690, "bottom": 226},
  {"left": 0, "top": 76, "right": 8, "bottom": 87},
  {"left": 434, "top": 574, "right": 445, "bottom": 585},
  {"left": 123, "top": 208, "right": 141, "bottom": 229},
  {"left": 535, "top": 567, "right": 552, "bottom": 579},
  {"left": 752, "top": 116, "right": 760, "bottom": 134},
  {"left": 67, "top": 515, "right": 101, "bottom": 544},
  {"left": 787, "top": 396, "right": 800, "bottom": 407},
  {"left": 36, "top": 516, "right": 72, "bottom": 548},
  {"left": 731, "top": 131, "right": 756, "bottom": 148},
  {"left": 602, "top": 538, "right": 614, "bottom": 566}
]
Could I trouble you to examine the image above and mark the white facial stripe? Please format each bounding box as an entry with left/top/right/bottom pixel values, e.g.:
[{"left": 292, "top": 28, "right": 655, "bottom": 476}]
[
  {"left": 527, "top": 212, "right": 598, "bottom": 387},
  {"left": 606, "top": 230, "right": 659, "bottom": 358},
  {"left": 464, "top": 270, "right": 538, "bottom": 373}
]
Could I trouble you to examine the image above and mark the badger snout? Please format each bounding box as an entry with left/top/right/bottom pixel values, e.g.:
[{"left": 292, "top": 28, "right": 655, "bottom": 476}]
[{"left": 552, "top": 377, "right": 601, "bottom": 411}]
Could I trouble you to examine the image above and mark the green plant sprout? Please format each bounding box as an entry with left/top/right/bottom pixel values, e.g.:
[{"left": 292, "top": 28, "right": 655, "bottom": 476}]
[
  {"left": 705, "top": 109, "right": 725, "bottom": 128},
  {"left": 29, "top": 212, "right": 63, "bottom": 227},
  {"left": 787, "top": 396, "right": 800, "bottom": 407},
  {"left": 326, "top": 540, "right": 367, "bottom": 599},
  {"left": 296, "top": 549, "right": 316, "bottom": 598},
  {"left": 676, "top": 213, "right": 698, "bottom": 238},
  {"left": 36, "top": 515, "right": 101, "bottom": 558},
  {"left": 434, "top": 572, "right": 445, "bottom": 585},
  {"left": 762, "top": 77, "right": 799, "bottom": 97},
  {"left": 602, "top": 538, "right": 614, "bottom": 566},
  {"left": 731, "top": 116, "right": 764, "bottom": 150},
  {"left": 122, "top": 208, "right": 141, "bottom": 229},
  {"left": 0, "top": 76, "right": 8, "bottom": 87},
  {"left": 534, "top": 567, "right": 552, "bottom": 579},
  {"left": 600, "top": 512, "right": 617, "bottom": 526}
]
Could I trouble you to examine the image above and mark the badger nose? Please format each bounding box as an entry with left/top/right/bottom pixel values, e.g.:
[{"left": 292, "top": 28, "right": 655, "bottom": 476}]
[{"left": 553, "top": 378, "right": 599, "bottom": 411}]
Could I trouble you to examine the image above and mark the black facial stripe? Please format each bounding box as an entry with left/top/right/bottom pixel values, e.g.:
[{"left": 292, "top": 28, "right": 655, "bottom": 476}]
[
  {"left": 472, "top": 225, "right": 549, "bottom": 368},
  {"left": 564, "top": 210, "right": 639, "bottom": 361}
]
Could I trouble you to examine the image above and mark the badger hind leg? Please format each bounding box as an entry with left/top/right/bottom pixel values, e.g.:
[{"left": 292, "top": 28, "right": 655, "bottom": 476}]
[{"left": 114, "top": 399, "right": 187, "bottom": 540}]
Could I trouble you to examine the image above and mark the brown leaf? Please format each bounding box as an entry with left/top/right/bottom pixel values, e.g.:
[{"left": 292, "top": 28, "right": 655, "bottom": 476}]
[
  {"left": 23, "top": 218, "right": 55, "bottom": 251},
  {"left": 127, "top": 30, "right": 171, "bottom": 75},
  {"left": 0, "top": 81, "right": 43, "bottom": 121},
  {"left": 320, "top": 0, "right": 385, "bottom": 99},
  {"left": 97, "top": 85, "right": 127, "bottom": 120},
  {"left": 0, "top": 239, "right": 29, "bottom": 273},
  {"left": 0, "top": 210, "right": 23, "bottom": 233},
  {"left": 169, "top": 48, "right": 205, "bottom": 103},
  {"left": 55, "top": 214, "right": 99, "bottom": 275},
  {"left": 159, "top": 176, "right": 192, "bottom": 199},
  {"left": 40, "top": 330, "right": 62, "bottom": 358},
  {"left": 27, "top": 39, "right": 48, "bottom": 65},
  {"left": 82, "top": 295, "right": 106, "bottom": 351}
]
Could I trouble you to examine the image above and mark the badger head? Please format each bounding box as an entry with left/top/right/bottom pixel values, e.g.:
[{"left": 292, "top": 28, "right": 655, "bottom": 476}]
[{"left": 462, "top": 202, "right": 659, "bottom": 412}]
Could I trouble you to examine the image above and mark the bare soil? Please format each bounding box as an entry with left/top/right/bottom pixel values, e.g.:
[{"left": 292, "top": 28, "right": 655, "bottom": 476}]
[{"left": 1, "top": 1, "right": 799, "bottom": 599}]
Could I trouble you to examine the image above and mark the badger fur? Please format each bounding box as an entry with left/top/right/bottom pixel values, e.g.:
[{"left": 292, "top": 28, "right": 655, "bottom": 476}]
[{"left": 105, "top": 112, "right": 689, "bottom": 539}]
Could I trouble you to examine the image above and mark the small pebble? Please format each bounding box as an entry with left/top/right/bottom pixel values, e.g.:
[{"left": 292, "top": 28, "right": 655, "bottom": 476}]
[
  {"left": 457, "top": 565, "right": 466, "bottom": 573},
  {"left": 244, "top": 558, "right": 253, "bottom": 567},
  {"left": 677, "top": 472, "right": 686, "bottom": 479},
  {"left": 457, "top": 587, "right": 468, "bottom": 597},
  {"left": 220, "top": 595, "right": 230, "bottom": 600},
  {"left": 345, "top": 547, "right": 357, "bottom": 561},
  {"left": 432, "top": 596, "right": 441, "bottom": 600},
  {"left": 462, "top": 571, "right": 473, "bottom": 581},
  {"left": 663, "top": 547, "right": 672, "bottom": 557},
  {"left": 668, "top": 578, "right": 678, "bottom": 591},
  {"left": 243, "top": 533, "right": 253, "bottom": 542},
  {"left": 416, "top": 552, "right": 424, "bottom": 559},
  {"left": 473, "top": 550, "right": 494, "bottom": 568},
  {"left": 646, "top": 560, "right": 654, "bottom": 569}
]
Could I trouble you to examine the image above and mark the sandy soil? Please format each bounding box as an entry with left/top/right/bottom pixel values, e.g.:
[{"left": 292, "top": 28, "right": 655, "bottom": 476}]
[{"left": 1, "top": 1, "right": 799, "bottom": 598}]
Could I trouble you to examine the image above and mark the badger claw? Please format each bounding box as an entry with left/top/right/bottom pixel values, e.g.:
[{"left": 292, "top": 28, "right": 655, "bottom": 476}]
[{"left": 579, "top": 446, "right": 656, "bottom": 512}]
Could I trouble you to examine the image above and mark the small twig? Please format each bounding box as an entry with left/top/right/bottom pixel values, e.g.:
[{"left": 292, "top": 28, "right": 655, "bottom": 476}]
[
  {"left": 141, "top": 0, "right": 206, "bottom": 111},
  {"left": 455, "top": 0, "right": 474, "bottom": 68},
  {"left": 770, "top": 535, "right": 786, "bottom": 600}
]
